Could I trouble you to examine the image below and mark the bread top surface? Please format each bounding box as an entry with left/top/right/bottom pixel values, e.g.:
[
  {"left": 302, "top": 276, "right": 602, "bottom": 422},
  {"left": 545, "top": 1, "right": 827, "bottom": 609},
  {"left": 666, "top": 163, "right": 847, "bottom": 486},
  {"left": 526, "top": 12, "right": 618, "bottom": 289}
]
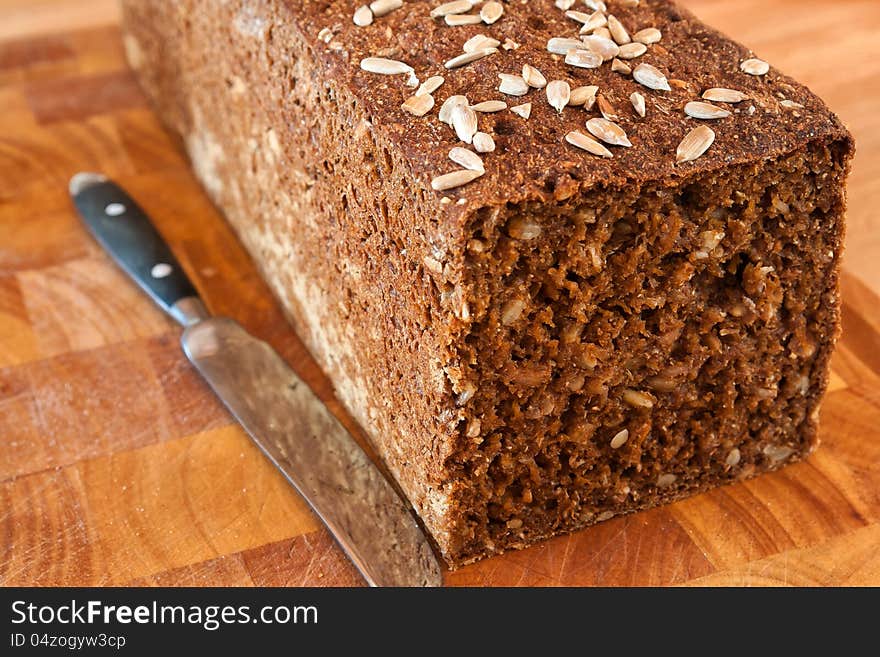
[{"left": 280, "top": 0, "right": 851, "bottom": 211}]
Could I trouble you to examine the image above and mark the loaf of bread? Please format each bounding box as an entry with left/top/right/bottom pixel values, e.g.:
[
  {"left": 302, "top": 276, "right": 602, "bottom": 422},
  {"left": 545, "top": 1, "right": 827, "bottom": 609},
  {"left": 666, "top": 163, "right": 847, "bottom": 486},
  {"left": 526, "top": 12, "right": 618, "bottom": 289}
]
[{"left": 121, "top": 0, "right": 854, "bottom": 566}]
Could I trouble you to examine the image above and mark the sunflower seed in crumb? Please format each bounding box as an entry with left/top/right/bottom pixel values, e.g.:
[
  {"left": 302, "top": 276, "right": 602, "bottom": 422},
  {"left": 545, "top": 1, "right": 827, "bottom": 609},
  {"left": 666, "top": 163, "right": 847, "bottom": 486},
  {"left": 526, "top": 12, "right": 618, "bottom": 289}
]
[
  {"left": 498, "top": 73, "right": 529, "bottom": 96},
  {"left": 741, "top": 58, "right": 769, "bottom": 76},
  {"left": 586, "top": 117, "right": 632, "bottom": 147},
  {"left": 547, "top": 37, "right": 588, "bottom": 55},
  {"left": 401, "top": 93, "right": 434, "bottom": 116},
  {"left": 547, "top": 80, "right": 571, "bottom": 113},
  {"left": 566, "top": 130, "right": 613, "bottom": 158},
  {"left": 444, "top": 47, "right": 497, "bottom": 69},
  {"left": 416, "top": 75, "right": 444, "bottom": 96},
  {"left": 450, "top": 104, "right": 478, "bottom": 143},
  {"left": 481, "top": 1, "right": 503, "bottom": 24},
  {"left": 597, "top": 94, "right": 618, "bottom": 121},
  {"left": 630, "top": 91, "right": 646, "bottom": 117},
  {"left": 618, "top": 42, "right": 647, "bottom": 59},
  {"left": 439, "top": 94, "right": 468, "bottom": 124},
  {"left": 607, "top": 14, "right": 631, "bottom": 44},
  {"left": 471, "top": 100, "right": 507, "bottom": 113},
  {"left": 369, "top": 0, "right": 401, "bottom": 17},
  {"left": 501, "top": 299, "right": 526, "bottom": 325},
  {"left": 430, "top": 0, "right": 472, "bottom": 18},
  {"left": 633, "top": 27, "right": 661, "bottom": 44},
  {"left": 510, "top": 102, "right": 532, "bottom": 119},
  {"left": 472, "top": 132, "right": 495, "bottom": 153},
  {"left": 431, "top": 169, "right": 483, "bottom": 191},
  {"left": 463, "top": 34, "right": 500, "bottom": 52},
  {"left": 676, "top": 124, "right": 715, "bottom": 163},
  {"left": 522, "top": 63, "right": 547, "bottom": 89},
  {"left": 353, "top": 5, "right": 373, "bottom": 26},
  {"left": 610, "top": 429, "right": 629, "bottom": 449},
  {"left": 633, "top": 62, "right": 671, "bottom": 91},
  {"left": 726, "top": 448, "right": 742, "bottom": 467},
  {"left": 569, "top": 85, "right": 598, "bottom": 107},
  {"left": 566, "top": 49, "right": 603, "bottom": 69},
  {"left": 446, "top": 13, "right": 482, "bottom": 26},
  {"left": 596, "top": 510, "right": 615, "bottom": 522},
  {"left": 611, "top": 58, "right": 631, "bottom": 75},
  {"left": 657, "top": 473, "right": 677, "bottom": 488},
  {"left": 581, "top": 34, "right": 619, "bottom": 60},
  {"left": 685, "top": 101, "right": 731, "bottom": 120},
  {"left": 702, "top": 87, "right": 748, "bottom": 103},
  {"left": 449, "top": 146, "right": 485, "bottom": 172},
  {"left": 360, "top": 57, "right": 413, "bottom": 75}
]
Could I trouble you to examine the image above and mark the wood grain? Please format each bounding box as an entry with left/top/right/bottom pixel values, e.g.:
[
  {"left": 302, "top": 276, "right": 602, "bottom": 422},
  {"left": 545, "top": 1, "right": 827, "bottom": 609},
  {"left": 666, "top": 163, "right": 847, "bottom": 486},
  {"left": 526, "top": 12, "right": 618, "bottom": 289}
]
[{"left": 0, "top": 0, "right": 879, "bottom": 587}]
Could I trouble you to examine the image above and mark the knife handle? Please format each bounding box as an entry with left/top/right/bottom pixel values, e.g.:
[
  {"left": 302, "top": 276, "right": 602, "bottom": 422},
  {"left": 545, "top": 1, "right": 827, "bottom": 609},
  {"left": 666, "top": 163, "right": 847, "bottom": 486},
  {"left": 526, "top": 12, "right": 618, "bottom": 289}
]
[{"left": 69, "top": 173, "right": 210, "bottom": 326}]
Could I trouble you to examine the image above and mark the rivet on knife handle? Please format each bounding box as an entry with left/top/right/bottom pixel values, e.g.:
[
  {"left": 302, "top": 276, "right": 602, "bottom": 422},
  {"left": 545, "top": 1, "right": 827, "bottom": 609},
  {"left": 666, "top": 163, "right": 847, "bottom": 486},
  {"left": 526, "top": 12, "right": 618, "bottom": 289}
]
[{"left": 69, "top": 172, "right": 443, "bottom": 587}]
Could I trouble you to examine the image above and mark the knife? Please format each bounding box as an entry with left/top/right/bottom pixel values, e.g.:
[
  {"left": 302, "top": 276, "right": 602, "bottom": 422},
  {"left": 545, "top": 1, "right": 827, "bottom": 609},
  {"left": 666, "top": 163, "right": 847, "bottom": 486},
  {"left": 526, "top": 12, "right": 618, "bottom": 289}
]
[{"left": 69, "top": 172, "right": 442, "bottom": 587}]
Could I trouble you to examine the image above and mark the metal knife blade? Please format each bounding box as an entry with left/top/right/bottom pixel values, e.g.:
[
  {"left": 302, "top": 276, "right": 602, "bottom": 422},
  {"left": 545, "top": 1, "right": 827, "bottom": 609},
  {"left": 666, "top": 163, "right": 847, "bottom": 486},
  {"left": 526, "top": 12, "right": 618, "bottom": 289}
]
[{"left": 69, "top": 172, "right": 442, "bottom": 587}]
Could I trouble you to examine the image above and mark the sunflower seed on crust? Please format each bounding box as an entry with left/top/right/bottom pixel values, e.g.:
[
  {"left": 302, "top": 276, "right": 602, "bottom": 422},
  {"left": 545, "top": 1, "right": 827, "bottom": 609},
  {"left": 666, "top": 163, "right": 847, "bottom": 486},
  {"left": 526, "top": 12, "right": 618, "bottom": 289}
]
[
  {"left": 446, "top": 14, "right": 483, "bottom": 26},
  {"left": 430, "top": 0, "right": 472, "bottom": 18},
  {"left": 480, "top": 1, "right": 503, "bottom": 24},
  {"left": 439, "top": 95, "right": 469, "bottom": 124},
  {"left": 702, "top": 87, "right": 748, "bottom": 103},
  {"left": 431, "top": 169, "right": 483, "bottom": 191},
  {"left": 498, "top": 73, "right": 529, "bottom": 96},
  {"left": 470, "top": 100, "right": 508, "bottom": 112},
  {"left": 547, "top": 80, "right": 571, "bottom": 113},
  {"left": 353, "top": 5, "right": 373, "bottom": 26},
  {"left": 633, "top": 62, "right": 671, "bottom": 91},
  {"left": 510, "top": 103, "right": 532, "bottom": 119},
  {"left": 617, "top": 42, "right": 647, "bottom": 59},
  {"left": 416, "top": 75, "right": 445, "bottom": 96},
  {"left": 607, "top": 14, "right": 631, "bottom": 44},
  {"left": 741, "top": 58, "right": 770, "bottom": 75},
  {"left": 566, "top": 130, "right": 613, "bottom": 158},
  {"left": 522, "top": 63, "right": 548, "bottom": 89},
  {"left": 401, "top": 93, "right": 435, "bottom": 116},
  {"left": 611, "top": 58, "right": 631, "bottom": 75},
  {"left": 450, "top": 104, "right": 478, "bottom": 143},
  {"left": 633, "top": 27, "right": 661, "bottom": 44},
  {"left": 444, "top": 47, "right": 498, "bottom": 69},
  {"left": 630, "top": 91, "right": 646, "bottom": 117},
  {"left": 360, "top": 57, "right": 413, "bottom": 75},
  {"left": 369, "top": 0, "right": 402, "bottom": 17},
  {"left": 449, "top": 146, "right": 485, "bottom": 172},
  {"left": 581, "top": 34, "right": 619, "bottom": 60},
  {"left": 569, "top": 85, "right": 599, "bottom": 107},
  {"left": 463, "top": 34, "right": 501, "bottom": 52},
  {"left": 684, "top": 101, "right": 732, "bottom": 119},
  {"left": 579, "top": 10, "right": 608, "bottom": 33},
  {"left": 472, "top": 132, "right": 496, "bottom": 153},
  {"left": 566, "top": 49, "right": 603, "bottom": 69},
  {"left": 676, "top": 125, "right": 715, "bottom": 163},
  {"left": 586, "top": 117, "right": 632, "bottom": 147},
  {"left": 547, "top": 37, "right": 588, "bottom": 55},
  {"left": 597, "top": 94, "right": 618, "bottom": 121},
  {"left": 565, "top": 10, "right": 592, "bottom": 24}
]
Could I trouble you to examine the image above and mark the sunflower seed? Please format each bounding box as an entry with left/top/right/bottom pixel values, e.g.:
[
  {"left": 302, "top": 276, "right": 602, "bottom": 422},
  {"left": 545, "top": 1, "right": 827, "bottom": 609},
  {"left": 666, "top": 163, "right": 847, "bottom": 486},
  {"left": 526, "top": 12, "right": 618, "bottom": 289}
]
[
  {"left": 597, "top": 94, "right": 619, "bottom": 121},
  {"left": 522, "top": 63, "right": 548, "bottom": 89},
  {"left": 593, "top": 27, "right": 612, "bottom": 39},
  {"left": 444, "top": 47, "right": 497, "bottom": 69},
  {"left": 633, "top": 62, "right": 671, "bottom": 91},
  {"left": 702, "top": 87, "right": 748, "bottom": 103},
  {"left": 623, "top": 389, "right": 653, "bottom": 408},
  {"left": 449, "top": 146, "right": 485, "bottom": 172},
  {"left": 684, "top": 101, "right": 731, "bottom": 119},
  {"left": 607, "top": 14, "right": 631, "bottom": 44},
  {"left": 619, "top": 0, "right": 640, "bottom": 6},
  {"left": 401, "top": 93, "right": 435, "bottom": 116},
  {"left": 369, "top": 0, "right": 402, "bottom": 17},
  {"left": 353, "top": 5, "right": 373, "bottom": 26},
  {"left": 610, "top": 429, "right": 629, "bottom": 449},
  {"left": 583, "top": 0, "right": 607, "bottom": 10},
  {"left": 450, "top": 104, "right": 478, "bottom": 143},
  {"left": 503, "top": 38, "right": 520, "bottom": 50},
  {"left": 657, "top": 473, "right": 677, "bottom": 488},
  {"left": 439, "top": 95, "right": 468, "bottom": 123},
  {"left": 431, "top": 169, "right": 483, "bottom": 191},
  {"left": 360, "top": 57, "right": 413, "bottom": 75},
  {"left": 555, "top": 0, "right": 576, "bottom": 9},
  {"left": 676, "top": 125, "right": 715, "bottom": 163},
  {"left": 566, "top": 49, "right": 603, "bottom": 69},
  {"left": 586, "top": 117, "right": 632, "bottom": 147},
  {"left": 547, "top": 37, "right": 588, "bottom": 55},
  {"left": 547, "top": 80, "right": 571, "bottom": 113},
  {"left": 618, "top": 42, "right": 647, "bottom": 59},
  {"left": 565, "top": 130, "right": 613, "bottom": 158},
  {"left": 566, "top": 10, "right": 592, "bottom": 24},
  {"left": 446, "top": 14, "right": 482, "bottom": 26},
  {"left": 630, "top": 91, "right": 646, "bottom": 117},
  {"left": 581, "top": 34, "right": 619, "bottom": 60},
  {"left": 725, "top": 448, "right": 741, "bottom": 467},
  {"left": 430, "top": 0, "right": 472, "bottom": 18},
  {"left": 569, "top": 85, "right": 598, "bottom": 107},
  {"left": 463, "top": 34, "right": 500, "bottom": 52},
  {"left": 498, "top": 73, "right": 529, "bottom": 96},
  {"left": 472, "top": 132, "right": 496, "bottom": 153},
  {"left": 633, "top": 27, "right": 661, "bottom": 44},
  {"left": 470, "top": 100, "right": 507, "bottom": 112},
  {"left": 781, "top": 99, "right": 805, "bottom": 109},
  {"left": 416, "top": 75, "right": 445, "bottom": 96},
  {"left": 579, "top": 10, "right": 607, "bottom": 33},
  {"left": 481, "top": 1, "right": 503, "bottom": 24},
  {"left": 510, "top": 103, "right": 532, "bottom": 119},
  {"left": 611, "top": 58, "right": 632, "bottom": 75},
  {"left": 741, "top": 58, "right": 770, "bottom": 75}
]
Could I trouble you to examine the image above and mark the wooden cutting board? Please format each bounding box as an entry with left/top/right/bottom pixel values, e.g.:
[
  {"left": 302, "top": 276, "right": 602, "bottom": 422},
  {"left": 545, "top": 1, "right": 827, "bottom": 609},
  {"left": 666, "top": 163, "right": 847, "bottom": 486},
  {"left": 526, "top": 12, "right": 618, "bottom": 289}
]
[{"left": 2, "top": 0, "right": 879, "bottom": 587}]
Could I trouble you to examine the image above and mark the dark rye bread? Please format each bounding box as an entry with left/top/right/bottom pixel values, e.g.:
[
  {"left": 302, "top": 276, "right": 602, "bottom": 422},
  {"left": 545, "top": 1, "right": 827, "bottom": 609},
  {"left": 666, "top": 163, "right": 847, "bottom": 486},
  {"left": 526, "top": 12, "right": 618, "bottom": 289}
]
[{"left": 120, "top": 0, "right": 854, "bottom": 566}]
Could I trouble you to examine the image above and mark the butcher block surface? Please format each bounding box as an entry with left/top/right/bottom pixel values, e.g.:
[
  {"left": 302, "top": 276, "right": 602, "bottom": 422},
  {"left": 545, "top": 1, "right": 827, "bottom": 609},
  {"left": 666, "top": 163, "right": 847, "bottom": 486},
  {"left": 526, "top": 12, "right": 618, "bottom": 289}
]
[{"left": 2, "top": 0, "right": 879, "bottom": 587}]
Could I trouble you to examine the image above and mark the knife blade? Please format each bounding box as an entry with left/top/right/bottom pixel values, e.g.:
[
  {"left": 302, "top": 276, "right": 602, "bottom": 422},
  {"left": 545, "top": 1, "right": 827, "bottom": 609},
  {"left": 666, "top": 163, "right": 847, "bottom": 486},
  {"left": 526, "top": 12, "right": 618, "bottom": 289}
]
[{"left": 69, "top": 172, "right": 442, "bottom": 587}]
